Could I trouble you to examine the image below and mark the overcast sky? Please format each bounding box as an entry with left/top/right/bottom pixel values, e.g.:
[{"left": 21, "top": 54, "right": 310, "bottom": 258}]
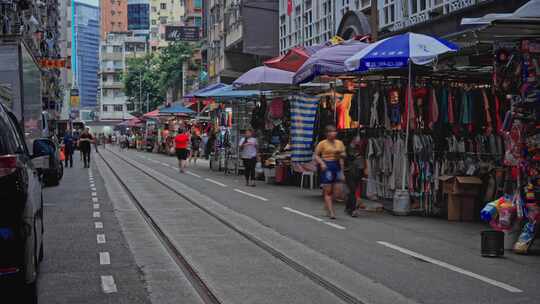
[{"left": 75, "top": 0, "right": 99, "bottom": 7}]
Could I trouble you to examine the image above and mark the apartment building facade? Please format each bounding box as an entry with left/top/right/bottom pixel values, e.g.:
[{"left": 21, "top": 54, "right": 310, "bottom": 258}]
[
  {"left": 101, "top": 0, "right": 129, "bottom": 39},
  {"left": 205, "top": 0, "right": 279, "bottom": 84},
  {"left": 99, "top": 32, "right": 147, "bottom": 121},
  {"left": 278, "top": 0, "right": 529, "bottom": 54},
  {"left": 148, "top": 0, "right": 186, "bottom": 50}
]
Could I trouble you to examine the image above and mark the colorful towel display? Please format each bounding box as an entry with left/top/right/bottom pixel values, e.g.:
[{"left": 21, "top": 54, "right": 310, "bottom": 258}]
[{"left": 290, "top": 95, "right": 319, "bottom": 163}]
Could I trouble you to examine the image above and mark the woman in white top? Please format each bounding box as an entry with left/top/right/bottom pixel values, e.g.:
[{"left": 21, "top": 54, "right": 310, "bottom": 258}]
[{"left": 239, "top": 129, "right": 258, "bottom": 186}]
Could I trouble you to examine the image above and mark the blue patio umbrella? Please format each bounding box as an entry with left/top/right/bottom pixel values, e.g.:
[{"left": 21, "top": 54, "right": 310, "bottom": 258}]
[
  {"left": 196, "top": 85, "right": 261, "bottom": 99},
  {"left": 345, "top": 32, "right": 458, "bottom": 192},
  {"left": 159, "top": 103, "right": 195, "bottom": 115},
  {"left": 184, "top": 83, "right": 227, "bottom": 99}
]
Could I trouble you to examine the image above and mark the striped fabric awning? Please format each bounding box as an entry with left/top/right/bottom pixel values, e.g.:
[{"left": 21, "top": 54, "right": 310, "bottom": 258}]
[{"left": 290, "top": 95, "right": 319, "bottom": 163}]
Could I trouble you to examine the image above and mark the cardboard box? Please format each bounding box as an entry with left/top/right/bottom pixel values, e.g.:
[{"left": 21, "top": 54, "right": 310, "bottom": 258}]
[
  {"left": 440, "top": 176, "right": 482, "bottom": 196},
  {"left": 447, "top": 194, "right": 477, "bottom": 221}
]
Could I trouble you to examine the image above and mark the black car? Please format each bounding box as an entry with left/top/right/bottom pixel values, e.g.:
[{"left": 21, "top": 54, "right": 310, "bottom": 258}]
[
  {"left": 0, "top": 103, "right": 45, "bottom": 303},
  {"left": 33, "top": 138, "right": 63, "bottom": 187}
]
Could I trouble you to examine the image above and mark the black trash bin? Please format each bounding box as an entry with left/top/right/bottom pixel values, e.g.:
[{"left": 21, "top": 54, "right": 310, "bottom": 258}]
[{"left": 481, "top": 230, "right": 505, "bottom": 257}]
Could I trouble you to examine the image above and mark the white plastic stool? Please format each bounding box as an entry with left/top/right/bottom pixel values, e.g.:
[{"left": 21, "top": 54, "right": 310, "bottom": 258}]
[{"left": 300, "top": 171, "right": 315, "bottom": 190}]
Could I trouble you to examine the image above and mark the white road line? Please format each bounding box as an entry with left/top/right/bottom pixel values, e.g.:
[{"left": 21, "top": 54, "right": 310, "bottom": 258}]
[
  {"left": 91, "top": 187, "right": 97, "bottom": 191},
  {"left": 90, "top": 183, "right": 95, "bottom": 187},
  {"left": 234, "top": 189, "right": 268, "bottom": 201},
  {"left": 92, "top": 197, "right": 99, "bottom": 203},
  {"left": 323, "top": 222, "right": 346, "bottom": 230},
  {"left": 161, "top": 162, "right": 168, "bottom": 166},
  {"left": 95, "top": 222, "right": 103, "bottom": 229},
  {"left": 99, "top": 252, "right": 111, "bottom": 265},
  {"left": 91, "top": 192, "right": 97, "bottom": 197},
  {"left": 97, "top": 234, "right": 106, "bottom": 244},
  {"left": 283, "top": 207, "right": 324, "bottom": 222},
  {"left": 93, "top": 211, "right": 101, "bottom": 218},
  {"left": 205, "top": 178, "right": 227, "bottom": 187},
  {"left": 186, "top": 171, "right": 201, "bottom": 178},
  {"left": 376, "top": 241, "right": 523, "bottom": 293},
  {"left": 93, "top": 203, "right": 100, "bottom": 209},
  {"left": 100, "top": 275, "right": 117, "bottom": 293}
]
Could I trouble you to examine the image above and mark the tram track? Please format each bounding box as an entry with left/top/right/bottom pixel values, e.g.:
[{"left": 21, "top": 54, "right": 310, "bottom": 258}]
[
  {"left": 98, "top": 150, "right": 222, "bottom": 304},
  {"left": 100, "top": 148, "right": 366, "bottom": 304}
]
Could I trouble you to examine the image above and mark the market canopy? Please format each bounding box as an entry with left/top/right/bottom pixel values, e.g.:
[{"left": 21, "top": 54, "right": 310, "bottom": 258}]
[
  {"left": 293, "top": 40, "right": 369, "bottom": 84},
  {"left": 118, "top": 117, "right": 144, "bottom": 127},
  {"left": 184, "top": 83, "right": 227, "bottom": 99},
  {"left": 196, "top": 85, "right": 261, "bottom": 99},
  {"left": 345, "top": 32, "right": 458, "bottom": 72},
  {"left": 159, "top": 103, "right": 196, "bottom": 115},
  {"left": 232, "top": 66, "right": 294, "bottom": 90},
  {"left": 454, "top": 0, "right": 540, "bottom": 44},
  {"left": 264, "top": 47, "right": 312, "bottom": 72},
  {"left": 143, "top": 109, "right": 159, "bottom": 118}
]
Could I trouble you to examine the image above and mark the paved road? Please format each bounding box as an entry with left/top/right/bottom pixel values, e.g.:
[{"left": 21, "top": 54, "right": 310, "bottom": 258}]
[{"left": 37, "top": 146, "right": 540, "bottom": 304}]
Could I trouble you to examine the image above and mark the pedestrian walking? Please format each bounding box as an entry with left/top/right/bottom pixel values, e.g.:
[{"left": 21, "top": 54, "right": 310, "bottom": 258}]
[
  {"left": 344, "top": 136, "right": 367, "bottom": 217},
  {"left": 239, "top": 129, "right": 258, "bottom": 187},
  {"left": 314, "top": 125, "right": 346, "bottom": 219},
  {"left": 189, "top": 131, "right": 202, "bottom": 165},
  {"left": 94, "top": 133, "right": 99, "bottom": 152},
  {"left": 62, "top": 130, "right": 75, "bottom": 168},
  {"left": 120, "top": 134, "right": 128, "bottom": 151},
  {"left": 174, "top": 128, "right": 190, "bottom": 173},
  {"left": 79, "top": 127, "right": 94, "bottom": 168}
]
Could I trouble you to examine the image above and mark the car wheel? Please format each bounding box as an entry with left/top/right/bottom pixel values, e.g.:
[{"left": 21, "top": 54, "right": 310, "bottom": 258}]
[
  {"left": 58, "top": 163, "right": 64, "bottom": 180},
  {"left": 22, "top": 280, "right": 38, "bottom": 304},
  {"left": 38, "top": 241, "right": 44, "bottom": 263}
]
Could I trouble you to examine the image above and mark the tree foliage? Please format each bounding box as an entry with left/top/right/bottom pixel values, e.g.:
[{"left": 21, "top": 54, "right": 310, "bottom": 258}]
[{"left": 123, "top": 42, "right": 196, "bottom": 113}]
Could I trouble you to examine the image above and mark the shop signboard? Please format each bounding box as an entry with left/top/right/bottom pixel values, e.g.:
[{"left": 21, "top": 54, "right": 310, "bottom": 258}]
[
  {"left": 70, "top": 88, "right": 80, "bottom": 108},
  {"left": 164, "top": 26, "right": 200, "bottom": 42}
]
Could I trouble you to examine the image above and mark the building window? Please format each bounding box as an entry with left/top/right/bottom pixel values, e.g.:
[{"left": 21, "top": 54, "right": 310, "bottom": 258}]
[
  {"left": 113, "top": 104, "right": 124, "bottom": 112},
  {"left": 102, "top": 104, "right": 109, "bottom": 112},
  {"left": 152, "top": 6, "right": 156, "bottom": 12},
  {"left": 113, "top": 46, "right": 122, "bottom": 53},
  {"left": 127, "top": 103, "right": 134, "bottom": 111},
  {"left": 160, "top": 3, "right": 166, "bottom": 9},
  {"left": 152, "top": 19, "right": 156, "bottom": 25},
  {"left": 113, "top": 74, "right": 122, "bottom": 82}
]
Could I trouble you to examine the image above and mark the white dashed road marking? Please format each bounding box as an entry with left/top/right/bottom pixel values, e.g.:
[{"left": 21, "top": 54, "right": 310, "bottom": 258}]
[
  {"left": 99, "top": 252, "right": 111, "bottom": 265},
  {"left": 97, "top": 234, "right": 106, "bottom": 244},
  {"left": 91, "top": 192, "right": 97, "bottom": 197},
  {"left": 93, "top": 203, "right": 100, "bottom": 209},
  {"left": 186, "top": 171, "right": 201, "bottom": 178},
  {"left": 93, "top": 211, "right": 101, "bottom": 218},
  {"left": 205, "top": 178, "right": 227, "bottom": 187},
  {"left": 283, "top": 207, "right": 324, "bottom": 222},
  {"left": 323, "top": 222, "right": 346, "bottom": 230},
  {"left": 376, "top": 241, "right": 523, "bottom": 293},
  {"left": 91, "top": 187, "right": 97, "bottom": 191},
  {"left": 92, "top": 197, "right": 99, "bottom": 203},
  {"left": 234, "top": 189, "right": 268, "bottom": 201},
  {"left": 100, "top": 275, "right": 117, "bottom": 293},
  {"left": 95, "top": 222, "right": 103, "bottom": 229}
]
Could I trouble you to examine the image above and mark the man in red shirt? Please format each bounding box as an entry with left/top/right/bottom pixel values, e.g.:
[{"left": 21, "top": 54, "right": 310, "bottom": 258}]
[{"left": 174, "top": 128, "right": 190, "bottom": 173}]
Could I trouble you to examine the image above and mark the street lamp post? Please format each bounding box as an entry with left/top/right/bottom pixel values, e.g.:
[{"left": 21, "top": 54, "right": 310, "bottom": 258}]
[{"left": 139, "top": 70, "right": 142, "bottom": 113}]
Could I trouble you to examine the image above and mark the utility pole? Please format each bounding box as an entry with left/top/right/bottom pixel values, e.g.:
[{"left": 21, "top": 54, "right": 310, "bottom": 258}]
[{"left": 139, "top": 69, "right": 142, "bottom": 112}]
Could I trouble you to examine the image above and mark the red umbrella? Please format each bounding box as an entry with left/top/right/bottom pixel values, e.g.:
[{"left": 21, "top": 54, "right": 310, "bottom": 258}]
[
  {"left": 143, "top": 109, "right": 159, "bottom": 118},
  {"left": 264, "top": 47, "right": 311, "bottom": 72}
]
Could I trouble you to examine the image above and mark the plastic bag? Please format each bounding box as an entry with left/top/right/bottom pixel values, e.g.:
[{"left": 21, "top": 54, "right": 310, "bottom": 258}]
[{"left": 255, "top": 162, "right": 263, "bottom": 174}]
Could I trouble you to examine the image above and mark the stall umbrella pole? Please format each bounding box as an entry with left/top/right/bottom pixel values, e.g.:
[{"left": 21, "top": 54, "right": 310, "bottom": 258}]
[{"left": 393, "top": 60, "right": 412, "bottom": 215}]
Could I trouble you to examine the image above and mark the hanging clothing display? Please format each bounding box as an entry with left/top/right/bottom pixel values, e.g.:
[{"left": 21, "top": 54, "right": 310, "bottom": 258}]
[
  {"left": 336, "top": 94, "right": 352, "bottom": 129},
  {"left": 291, "top": 95, "right": 319, "bottom": 163}
]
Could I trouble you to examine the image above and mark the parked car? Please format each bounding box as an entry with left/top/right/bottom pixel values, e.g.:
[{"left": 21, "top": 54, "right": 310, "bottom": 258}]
[
  {"left": 33, "top": 138, "right": 63, "bottom": 187},
  {"left": 0, "top": 103, "right": 46, "bottom": 303}
]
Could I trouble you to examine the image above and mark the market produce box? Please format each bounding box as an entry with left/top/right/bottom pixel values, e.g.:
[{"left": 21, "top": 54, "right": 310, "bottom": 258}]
[
  {"left": 440, "top": 176, "right": 483, "bottom": 196},
  {"left": 447, "top": 195, "right": 476, "bottom": 221}
]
